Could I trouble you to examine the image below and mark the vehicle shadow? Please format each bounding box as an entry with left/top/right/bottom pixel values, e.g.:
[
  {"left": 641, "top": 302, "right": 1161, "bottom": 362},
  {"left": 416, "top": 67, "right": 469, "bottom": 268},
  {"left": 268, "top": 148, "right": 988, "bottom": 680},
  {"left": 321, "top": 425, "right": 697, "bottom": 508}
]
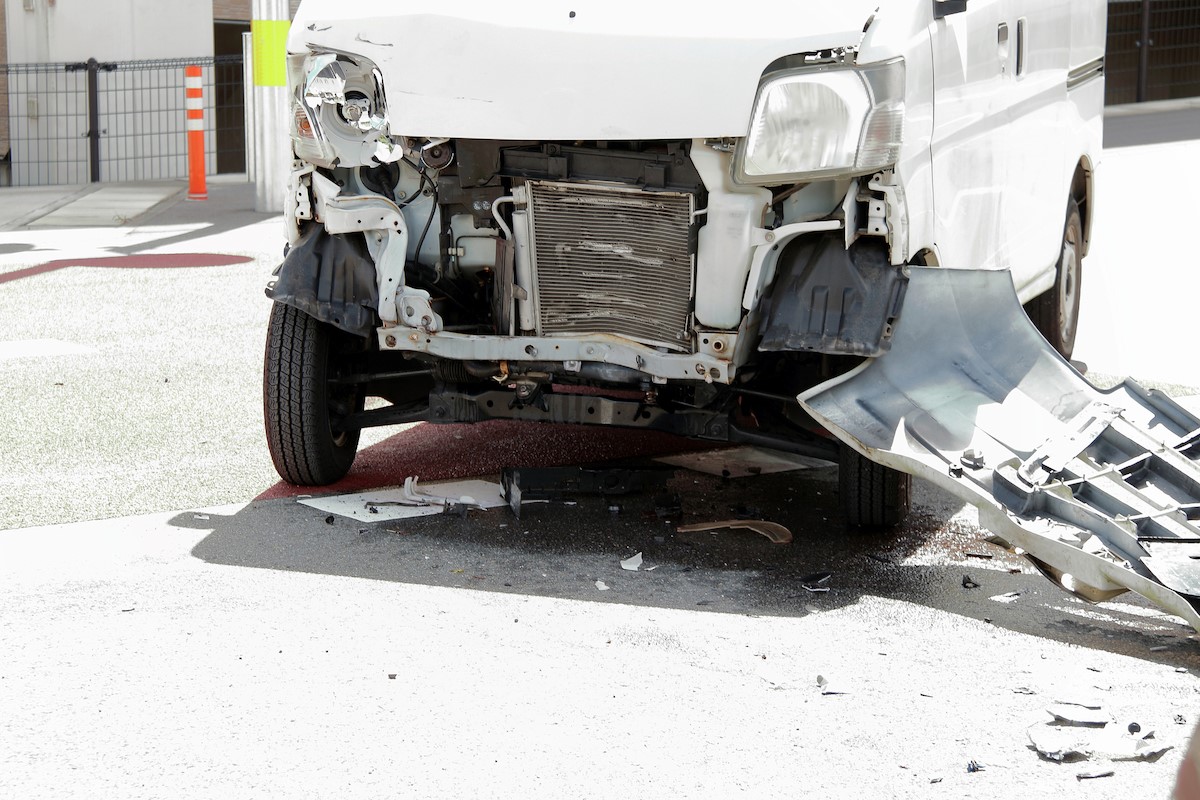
[{"left": 180, "top": 422, "right": 1200, "bottom": 667}]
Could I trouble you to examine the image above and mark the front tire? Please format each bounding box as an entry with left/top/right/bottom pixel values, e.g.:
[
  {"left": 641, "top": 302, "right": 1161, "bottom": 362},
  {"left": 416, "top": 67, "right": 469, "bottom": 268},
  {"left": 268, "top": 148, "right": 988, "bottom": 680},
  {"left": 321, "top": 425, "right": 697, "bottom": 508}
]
[
  {"left": 839, "top": 445, "right": 911, "bottom": 530},
  {"left": 1027, "top": 198, "right": 1083, "bottom": 360},
  {"left": 263, "top": 303, "right": 362, "bottom": 485}
]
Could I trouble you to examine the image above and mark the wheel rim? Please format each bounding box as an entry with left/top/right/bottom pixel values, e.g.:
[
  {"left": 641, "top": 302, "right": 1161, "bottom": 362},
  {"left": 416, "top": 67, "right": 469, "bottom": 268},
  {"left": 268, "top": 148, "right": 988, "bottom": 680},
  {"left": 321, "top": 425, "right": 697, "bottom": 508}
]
[{"left": 1058, "top": 222, "right": 1081, "bottom": 346}]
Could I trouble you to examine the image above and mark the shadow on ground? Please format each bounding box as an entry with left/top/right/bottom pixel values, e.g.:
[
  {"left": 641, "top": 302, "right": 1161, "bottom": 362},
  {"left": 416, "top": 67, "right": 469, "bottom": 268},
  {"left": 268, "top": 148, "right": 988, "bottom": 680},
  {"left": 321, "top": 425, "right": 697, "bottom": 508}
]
[{"left": 177, "top": 422, "right": 1200, "bottom": 668}]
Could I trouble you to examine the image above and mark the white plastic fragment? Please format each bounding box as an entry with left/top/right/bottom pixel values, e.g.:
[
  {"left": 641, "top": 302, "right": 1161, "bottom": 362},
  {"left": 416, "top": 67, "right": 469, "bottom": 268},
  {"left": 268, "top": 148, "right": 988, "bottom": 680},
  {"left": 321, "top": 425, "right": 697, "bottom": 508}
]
[
  {"left": 990, "top": 591, "right": 1022, "bottom": 603},
  {"left": 595, "top": 580, "right": 610, "bottom": 591},
  {"left": 1046, "top": 703, "right": 1110, "bottom": 727},
  {"left": 620, "top": 552, "right": 644, "bottom": 571}
]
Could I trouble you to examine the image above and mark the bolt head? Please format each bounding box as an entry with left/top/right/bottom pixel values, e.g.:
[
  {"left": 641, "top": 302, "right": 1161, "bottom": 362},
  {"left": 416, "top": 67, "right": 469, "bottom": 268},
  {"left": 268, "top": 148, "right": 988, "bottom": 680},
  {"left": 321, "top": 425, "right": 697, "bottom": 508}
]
[{"left": 384, "top": 335, "right": 397, "bottom": 347}]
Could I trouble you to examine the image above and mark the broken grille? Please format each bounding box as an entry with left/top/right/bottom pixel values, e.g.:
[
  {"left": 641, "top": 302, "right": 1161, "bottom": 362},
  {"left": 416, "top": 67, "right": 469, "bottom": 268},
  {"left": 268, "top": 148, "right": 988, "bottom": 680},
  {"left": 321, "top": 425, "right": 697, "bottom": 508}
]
[{"left": 526, "top": 181, "right": 694, "bottom": 351}]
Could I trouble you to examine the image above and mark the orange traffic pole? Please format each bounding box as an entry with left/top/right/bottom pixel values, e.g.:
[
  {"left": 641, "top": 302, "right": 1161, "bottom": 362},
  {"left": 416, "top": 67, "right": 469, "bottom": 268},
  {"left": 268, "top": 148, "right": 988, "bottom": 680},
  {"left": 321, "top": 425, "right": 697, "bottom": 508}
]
[{"left": 185, "top": 65, "right": 207, "bottom": 201}]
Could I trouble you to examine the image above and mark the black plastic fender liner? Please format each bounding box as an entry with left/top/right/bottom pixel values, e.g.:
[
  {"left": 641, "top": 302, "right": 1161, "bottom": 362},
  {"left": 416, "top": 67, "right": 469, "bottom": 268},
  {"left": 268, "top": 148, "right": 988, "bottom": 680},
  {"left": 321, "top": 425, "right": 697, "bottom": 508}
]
[
  {"left": 265, "top": 225, "right": 379, "bottom": 338},
  {"left": 757, "top": 232, "right": 908, "bottom": 357}
]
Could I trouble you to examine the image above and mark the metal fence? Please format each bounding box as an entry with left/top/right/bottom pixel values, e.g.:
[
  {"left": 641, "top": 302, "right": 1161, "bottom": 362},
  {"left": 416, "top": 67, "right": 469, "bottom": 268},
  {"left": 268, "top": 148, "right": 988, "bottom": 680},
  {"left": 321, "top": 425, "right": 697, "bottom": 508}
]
[
  {"left": 1106, "top": 0, "right": 1200, "bottom": 105},
  {"left": 0, "top": 55, "right": 245, "bottom": 187}
]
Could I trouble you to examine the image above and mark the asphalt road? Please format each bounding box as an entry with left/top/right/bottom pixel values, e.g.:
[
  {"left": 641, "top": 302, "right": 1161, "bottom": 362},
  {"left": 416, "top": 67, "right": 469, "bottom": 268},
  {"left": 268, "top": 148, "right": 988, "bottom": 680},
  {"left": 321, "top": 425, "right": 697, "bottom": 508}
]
[{"left": 2, "top": 117, "right": 1200, "bottom": 798}]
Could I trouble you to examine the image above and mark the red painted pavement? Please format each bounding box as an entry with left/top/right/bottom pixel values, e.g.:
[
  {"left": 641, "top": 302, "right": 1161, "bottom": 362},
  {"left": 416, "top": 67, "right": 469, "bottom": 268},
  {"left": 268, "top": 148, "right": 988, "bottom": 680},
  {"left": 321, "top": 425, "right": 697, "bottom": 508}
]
[
  {"left": 0, "top": 253, "right": 254, "bottom": 285},
  {"left": 257, "top": 420, "right": 718, "bottom": 500}
]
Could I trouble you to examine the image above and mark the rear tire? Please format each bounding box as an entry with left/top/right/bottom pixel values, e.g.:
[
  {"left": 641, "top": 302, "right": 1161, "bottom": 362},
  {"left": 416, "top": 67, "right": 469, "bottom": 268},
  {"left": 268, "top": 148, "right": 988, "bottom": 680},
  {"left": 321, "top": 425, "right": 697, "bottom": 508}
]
[
  {"left": 1026, "top": 198, "right": 1083, "bottom": 360},
  {"left": 263, "top": 303, "right": 362, "bottom": 485},
  {"left": 839, "top": 445, "right": 911, "bottom": 530}
]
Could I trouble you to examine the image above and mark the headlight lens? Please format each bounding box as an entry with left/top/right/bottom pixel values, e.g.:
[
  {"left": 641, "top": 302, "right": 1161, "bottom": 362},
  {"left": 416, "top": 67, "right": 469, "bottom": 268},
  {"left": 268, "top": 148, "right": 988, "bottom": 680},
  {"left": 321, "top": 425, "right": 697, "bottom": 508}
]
[
  {"left": 287, "top": 52, "right": 392, "bottom": 168},
  {"left": 734, "top": 58, "right": 905, "bottom": 184}
]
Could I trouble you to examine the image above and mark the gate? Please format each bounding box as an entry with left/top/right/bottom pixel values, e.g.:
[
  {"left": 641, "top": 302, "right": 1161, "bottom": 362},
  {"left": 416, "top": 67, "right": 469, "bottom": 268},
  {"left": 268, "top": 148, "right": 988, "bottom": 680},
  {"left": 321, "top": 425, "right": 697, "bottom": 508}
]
[
  {"left": 0, "top": 55, "right": 245, "bottom": 187},
  {"left": 1107, "top": 0, "right": 1200, "bottom": 105}
]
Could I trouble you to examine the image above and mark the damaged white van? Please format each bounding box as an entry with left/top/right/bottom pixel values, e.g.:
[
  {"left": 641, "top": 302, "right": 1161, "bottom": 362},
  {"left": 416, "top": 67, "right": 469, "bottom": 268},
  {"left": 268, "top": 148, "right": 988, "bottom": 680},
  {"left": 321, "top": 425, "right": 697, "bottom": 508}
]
[{"left": 265, "top": 0, "right": 1104, "bottom": 523}]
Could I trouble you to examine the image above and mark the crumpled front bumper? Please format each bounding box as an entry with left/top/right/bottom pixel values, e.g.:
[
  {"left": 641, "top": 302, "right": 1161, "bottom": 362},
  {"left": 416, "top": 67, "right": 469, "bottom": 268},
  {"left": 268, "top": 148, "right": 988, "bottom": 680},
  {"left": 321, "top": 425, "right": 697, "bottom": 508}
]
[{"left": 800, "top": 267, "right": 1200, "bottom": 631}]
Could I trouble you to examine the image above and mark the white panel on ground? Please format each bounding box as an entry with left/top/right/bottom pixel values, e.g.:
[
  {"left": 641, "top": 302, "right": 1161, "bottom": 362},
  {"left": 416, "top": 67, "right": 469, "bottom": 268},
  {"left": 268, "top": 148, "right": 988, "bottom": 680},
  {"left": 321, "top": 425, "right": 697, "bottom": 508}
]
[
  {"left": 656, "top": 446, "right": 831, "bottom": 478},
  {"left": 299, "top": 479, "right": 507, "bottom": 522}
]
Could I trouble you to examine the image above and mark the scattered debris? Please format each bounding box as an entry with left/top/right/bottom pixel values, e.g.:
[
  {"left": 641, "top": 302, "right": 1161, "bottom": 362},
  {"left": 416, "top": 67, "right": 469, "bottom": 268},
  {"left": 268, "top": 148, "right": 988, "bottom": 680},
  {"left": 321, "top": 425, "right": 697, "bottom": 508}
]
[
  {"left": 120, "top": 607, "right": 135, "bottom": 613},
  {"left": 595, "top": 580, "right": 610, "bottom": 591},
  {"left": 676, "top": 519, "right": 792, "bottom": 544},
  {"left": 656, "top": 446, "right": 829, "bottom": 478},
  {"left": 608, "top": 504, "right": 622, "bottom": 514},
  {"left": 965, "top": 551, "right": 994, "bottom": 560},
  {"left": 929, "top": 777, "right": 943, "bottom": 784},
  {"left": 990, "top": 591, "right": 1022, "bottom": 603},
  {"left": 388, "top": 674, "right": 396, "bottom": 680},
  {"left": 966, "top": 760, "right": 985, "bottom": 773},
  {"left": 1177, "top": 667, "right": 1189, "bottom": 674},
  {"left": 193, "top": 513, "right": 210, "bottom": 520},
  {"left": 962, "top": 575, "right": 980, "bottom": 589},
  {"left": 1176, "top": 715, "right": 1188, "bottom": 725},
  {"left": 1076, "top": 770, "right": 1115, "bottom": 780},
  {"left": 620, "top": 552, "right": 644, "bottom": 572},
  {"left": 1127, "top": 722, "right": 1142, "bottom": 735},
  {"left": 501, "top": 465, "right": 672, "bottom": 517},
  {"left": 1014, "top": 687, "right": 1037, "bottom": 695},
  {"left": 1150, "top": 645, "right": 1169, "bottom": 652},
  {"left": 325, "top": 515, "right": 335, "bottom": 524}
]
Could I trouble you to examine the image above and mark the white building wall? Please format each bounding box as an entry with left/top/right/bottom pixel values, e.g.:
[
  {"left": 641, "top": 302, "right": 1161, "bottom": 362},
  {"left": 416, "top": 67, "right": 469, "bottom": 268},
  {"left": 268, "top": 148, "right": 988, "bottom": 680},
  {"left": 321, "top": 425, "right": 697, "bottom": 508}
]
[
  {"left": 4, "top": 0, "right": 216, "bottom": 185},
  {"left": 6, "top": 0, "right": 213, "bottom": 63}
]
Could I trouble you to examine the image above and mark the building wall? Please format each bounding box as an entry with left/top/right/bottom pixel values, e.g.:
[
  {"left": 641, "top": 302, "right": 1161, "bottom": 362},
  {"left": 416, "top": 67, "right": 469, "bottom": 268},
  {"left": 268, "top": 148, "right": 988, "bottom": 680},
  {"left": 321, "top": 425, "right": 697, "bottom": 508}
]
[{"left": 5, "top": 0, "right": 213, "bottom": 63}]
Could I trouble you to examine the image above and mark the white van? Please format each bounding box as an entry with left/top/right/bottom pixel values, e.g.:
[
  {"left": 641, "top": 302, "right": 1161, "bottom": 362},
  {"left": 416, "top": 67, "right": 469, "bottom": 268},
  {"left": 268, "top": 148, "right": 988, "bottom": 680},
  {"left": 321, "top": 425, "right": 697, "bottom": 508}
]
[{"left": 262, "top": 1, "right": 1200, "bottom": 628}]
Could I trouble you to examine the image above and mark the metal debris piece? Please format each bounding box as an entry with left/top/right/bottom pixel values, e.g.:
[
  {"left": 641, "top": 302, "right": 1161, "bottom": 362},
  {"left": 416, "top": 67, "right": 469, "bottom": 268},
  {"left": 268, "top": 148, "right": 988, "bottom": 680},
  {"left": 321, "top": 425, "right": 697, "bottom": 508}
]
[
  {"left": 676, "top": 519, "right": 793, "bottom": 544},
  {"left": 1176, "top": 715, "right": 1188, "bottom": 725},
  {"left": 501, "top": 465, "right": 672, "bottom": 518},
  {"left": 962, "top": 575, "right": 980, "bottom": 589},
  {"left": 620, "top": 552, "right": 644, "bottom": 572},
  {"left": 595, "top": 580, "right": 610, "bottom": 591},
  {"left": 1076, "top": 770, "right": 1115, "bottom": 780},
  {"left": 990, "top": 591, "right": 1022, "bottom": 603},
  {"left": 1014, "top": 686, "right": 1037, "bottom": 695},
  {"left": 929, "top": 778, "right": 942, "bottom": 784}
]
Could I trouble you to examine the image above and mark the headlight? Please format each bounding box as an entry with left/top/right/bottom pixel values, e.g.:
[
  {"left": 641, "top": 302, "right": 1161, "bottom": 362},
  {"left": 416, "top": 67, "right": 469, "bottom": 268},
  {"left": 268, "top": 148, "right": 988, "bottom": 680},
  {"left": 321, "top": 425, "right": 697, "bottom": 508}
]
[
  {"left": 734, "top": 58, "right": 905, "bottom": 184},
  {"left": 288, "top": 52, "right": 394, "bottom": 168}
]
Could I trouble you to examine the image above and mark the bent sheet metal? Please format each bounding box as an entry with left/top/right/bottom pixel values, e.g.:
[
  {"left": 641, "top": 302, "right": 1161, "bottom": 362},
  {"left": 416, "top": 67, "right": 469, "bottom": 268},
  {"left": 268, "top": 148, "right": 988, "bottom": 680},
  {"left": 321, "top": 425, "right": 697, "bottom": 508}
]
[{"left": 799, "top": 267, "right": 1200, "bottom": 631}]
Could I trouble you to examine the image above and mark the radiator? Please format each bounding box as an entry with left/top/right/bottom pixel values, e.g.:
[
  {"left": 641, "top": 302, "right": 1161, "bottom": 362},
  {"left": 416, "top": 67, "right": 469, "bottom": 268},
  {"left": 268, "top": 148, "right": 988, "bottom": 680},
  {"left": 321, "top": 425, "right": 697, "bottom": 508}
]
[{"left": 526, "top": 181, "right": 695, "bottom": 351}]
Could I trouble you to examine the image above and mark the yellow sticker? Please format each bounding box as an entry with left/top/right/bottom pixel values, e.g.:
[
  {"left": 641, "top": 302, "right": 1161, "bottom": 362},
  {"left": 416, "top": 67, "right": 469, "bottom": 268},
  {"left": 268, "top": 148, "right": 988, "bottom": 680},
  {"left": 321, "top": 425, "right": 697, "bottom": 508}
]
[{"left": 251, "top": 19, "right": 291, "bottom": 87}]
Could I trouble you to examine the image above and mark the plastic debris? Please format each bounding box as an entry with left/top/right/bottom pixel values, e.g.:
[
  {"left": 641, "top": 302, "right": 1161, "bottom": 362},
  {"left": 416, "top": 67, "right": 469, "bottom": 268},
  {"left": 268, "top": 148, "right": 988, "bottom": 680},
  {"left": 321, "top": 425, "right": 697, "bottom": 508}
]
[
  {"left": 962, "top": 575, "right": 980, "bottom": 589},
  {"left": 1028, "top": 721, "right": 1173, "bottom": 763},
  {"left": 193, "top": 513, "right": 210, "bottom": 520},
  {"left": 1176, "top": 715, "right": 1188, "bottom": 725},
  {"left": 676, "top": 519, "right": 792, "bottom": 544},
  {"left": 990, "top": 591, "right": 1022, "bottom": 603},
  {"left": 300, "top": 478, "right": 505, "bottom": 522},
  {"left": 967, "top": 760, "right": 985, "bottom": 773},
  {"left": 595, "top": 580, "right": 610, "bottom": 591},
  {"left": 620, "top": 552, "right": 644, "bottom": 572},
  {"left": 1047, "top": 703, "right": 1110, "bottom": 727}
]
